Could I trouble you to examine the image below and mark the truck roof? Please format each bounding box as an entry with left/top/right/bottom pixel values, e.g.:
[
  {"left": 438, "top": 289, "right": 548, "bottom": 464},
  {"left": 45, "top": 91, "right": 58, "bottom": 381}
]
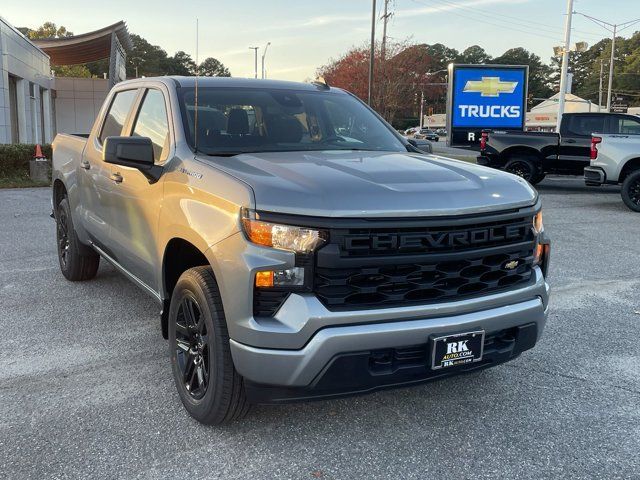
[{"left": 116, "top": 76, "right": 345, "bottom": 93}]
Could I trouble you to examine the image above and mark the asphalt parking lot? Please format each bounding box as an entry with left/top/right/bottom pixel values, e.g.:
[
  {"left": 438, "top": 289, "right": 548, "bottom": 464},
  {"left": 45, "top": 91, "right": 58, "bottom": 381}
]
[{"left": 1, "top": 178, "right": 639, "bottom": 479}]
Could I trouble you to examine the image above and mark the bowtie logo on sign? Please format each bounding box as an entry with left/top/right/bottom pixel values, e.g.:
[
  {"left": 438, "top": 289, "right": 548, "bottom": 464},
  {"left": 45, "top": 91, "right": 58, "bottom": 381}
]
[{"left": 463, "top": 77, "right": 518, "bottom": 97}]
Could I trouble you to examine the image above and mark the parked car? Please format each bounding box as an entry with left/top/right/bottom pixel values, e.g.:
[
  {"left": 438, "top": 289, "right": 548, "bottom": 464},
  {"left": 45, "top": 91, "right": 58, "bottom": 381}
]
[
  {"left": 585, "top": 133, "right": 640, "bottom": 212},
  {"left": 415, "top": 128, "right": 439, "bottom": 141},
  {"left": 407, "top": 137, "right": 433, "bottom": 153},
  {"left": 478, "top": 112, "right": 640, "bottom": 185},
  {"left": 404, "top": 126, "right": 420, "bottom": 136},
  {"left": 51, "top": 76, "right": 550, "bottom": 424}
]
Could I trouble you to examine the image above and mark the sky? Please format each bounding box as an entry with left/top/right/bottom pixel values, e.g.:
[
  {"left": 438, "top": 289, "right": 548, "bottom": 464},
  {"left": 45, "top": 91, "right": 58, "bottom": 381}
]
[{"left": 4, "top": 0, "right": 640, "bottom": 81}]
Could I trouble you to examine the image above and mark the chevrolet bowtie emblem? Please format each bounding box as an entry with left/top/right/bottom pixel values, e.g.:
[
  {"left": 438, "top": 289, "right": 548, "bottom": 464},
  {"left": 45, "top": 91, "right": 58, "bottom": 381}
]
[
  {"left": 463, "top": 77, "right": 518, "bottom": 97},
  {"left": 504, "top": 260, "right": 520, "bottom": 270}
]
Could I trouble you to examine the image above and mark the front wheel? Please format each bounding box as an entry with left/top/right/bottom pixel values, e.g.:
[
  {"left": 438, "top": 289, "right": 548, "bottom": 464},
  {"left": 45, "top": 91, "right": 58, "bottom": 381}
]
[
  {"left": 168, "top": 266, "right": 250, "bottom": 424},
  {"left": 621, "top": 170, "right": 640, "bottom": 212}
]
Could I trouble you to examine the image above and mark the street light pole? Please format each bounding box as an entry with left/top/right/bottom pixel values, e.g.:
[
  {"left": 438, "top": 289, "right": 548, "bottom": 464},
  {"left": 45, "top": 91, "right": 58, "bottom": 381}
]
[
  {"left": 598, "top": 59, "right": 604, "bottom": 112},
  {"left": 556, "top": 0, "right": 574, "bottom": 133},
  {"left": 606, "top": 24, "right": 617, "bottom": 111},
  {"left": 248, "top": 46, "right": 259, "bottom": 79},
  {"left": 419, "top": 91, "right": 424, "bottom": 129},
  {"left": 261, "top": 42, "right": 271, "bottom": 79},
  {"left": 368, "top": 0, "right": 376, "bottom": 106}
]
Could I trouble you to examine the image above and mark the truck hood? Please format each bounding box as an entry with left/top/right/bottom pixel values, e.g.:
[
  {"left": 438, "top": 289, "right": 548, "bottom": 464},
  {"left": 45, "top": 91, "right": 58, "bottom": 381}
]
[{"left": 200, "top": 150, "right": 537, "bottom": 218}]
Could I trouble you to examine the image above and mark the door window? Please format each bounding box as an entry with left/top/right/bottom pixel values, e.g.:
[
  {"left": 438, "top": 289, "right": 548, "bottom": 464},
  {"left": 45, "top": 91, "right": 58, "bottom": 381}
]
[
  {"left": 132, "top": 89, "right": 170, "bottom": 163},
  {"left": 613, "top": 117, "right": 640, "bottom": 135},
  {"left": 565, "top": 115, "right": 606, "bottom": 136},
  {"left": 99, "top": 89, "right": 138, "bottom": 143}
]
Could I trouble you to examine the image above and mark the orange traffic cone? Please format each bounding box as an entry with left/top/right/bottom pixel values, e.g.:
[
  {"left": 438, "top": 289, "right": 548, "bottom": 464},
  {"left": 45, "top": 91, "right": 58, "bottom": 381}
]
[{"left": 34, "top": 144, "right": 46, "bottom": 159}]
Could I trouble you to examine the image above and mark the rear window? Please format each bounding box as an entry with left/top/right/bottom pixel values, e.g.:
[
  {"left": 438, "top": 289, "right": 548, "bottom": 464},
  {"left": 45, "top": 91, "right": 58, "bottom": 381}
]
[{"left": 565, "top": 115, "right": 606, "bottom": 136}]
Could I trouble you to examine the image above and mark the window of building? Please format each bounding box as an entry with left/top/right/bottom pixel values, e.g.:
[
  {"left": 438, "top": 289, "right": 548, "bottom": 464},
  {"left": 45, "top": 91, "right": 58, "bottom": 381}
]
[
  {"left": 8, "top": 75, "right": 19, "bottom": 144},
  {"left": 99, "top": 89, "right": 138, "bottom": 144},
  {"left": 131, "top": 89, "right": 170, "bottom": 162}
]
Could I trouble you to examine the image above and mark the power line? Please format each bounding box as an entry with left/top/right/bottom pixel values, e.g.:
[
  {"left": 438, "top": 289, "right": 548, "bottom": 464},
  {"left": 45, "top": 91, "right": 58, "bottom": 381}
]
[
  {"left": 409, "top": 0, "right": 565, "bottom": 42},
  {"left": 409, "top": 0, "right": 605, "bottom": 42}
]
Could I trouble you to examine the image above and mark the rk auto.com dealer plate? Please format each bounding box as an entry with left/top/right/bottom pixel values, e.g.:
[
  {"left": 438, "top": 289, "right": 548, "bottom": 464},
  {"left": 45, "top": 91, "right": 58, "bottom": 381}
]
[{"left": 431, "top": 330, "right": 485, "bottom": 370}]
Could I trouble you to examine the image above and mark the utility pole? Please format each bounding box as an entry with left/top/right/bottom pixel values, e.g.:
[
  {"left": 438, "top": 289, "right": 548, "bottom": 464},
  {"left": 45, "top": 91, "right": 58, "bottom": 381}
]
[
  {"left": 598, "top": 59, "right": 604, "bottom": 112},
  {"left": 249, "top": 46, "right": 259, "bottom": 79},
  {"left": 419, "top": 90, "right": 424, "bottom": 129},
  {"left": 556, "top": 0, "right": 574, "bottom": 133},
  {"left": 381, "top": 0, "right": 392, "bottom": 62},
  {"left": 261, "top": 42, "right": 271, "bottom": 79},
  {"left": 368, "top": 0, "right": 376, "bottom": 106},
  {"left": 606, "top": 24, "right": 616, "bottom": 111}
]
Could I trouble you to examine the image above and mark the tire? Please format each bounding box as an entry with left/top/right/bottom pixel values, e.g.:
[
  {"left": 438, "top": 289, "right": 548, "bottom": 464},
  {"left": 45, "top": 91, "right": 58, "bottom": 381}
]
[
  {"left": 531, "top": 172, "right": 546, "bottom": 185},
  {"left": 503, "top": 155, "right": 541, "bottom": 184},
  {"left": 621, "top": 170, "right": 640, "bottom": 212},
  {"left": 168, "top": 266, "right": 250, "bottom": 425},
  {"left": 55, "top": 198, "right": 100, "bottom": 281}
]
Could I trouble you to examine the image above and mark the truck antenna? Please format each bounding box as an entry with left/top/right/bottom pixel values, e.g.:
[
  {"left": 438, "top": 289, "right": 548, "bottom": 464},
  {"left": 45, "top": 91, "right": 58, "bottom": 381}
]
[{"left": 194, "top": 18, "right": 199, "bottom": 153}]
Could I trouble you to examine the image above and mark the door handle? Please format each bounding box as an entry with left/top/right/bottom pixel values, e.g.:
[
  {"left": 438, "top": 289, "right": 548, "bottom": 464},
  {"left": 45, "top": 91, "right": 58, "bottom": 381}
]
[
  {"left": 80, "top": 160, "right": 90, "bottom": 170},
  {"left": 110, "top": 173, "right": 123, "bottom": 184},
  {"left": 565, "top": 139, "right": 576, "bottom": 144}
]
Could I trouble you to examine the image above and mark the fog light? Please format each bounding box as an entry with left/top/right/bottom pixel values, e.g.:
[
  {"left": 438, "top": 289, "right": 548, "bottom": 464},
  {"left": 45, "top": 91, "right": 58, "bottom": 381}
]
[{"left": 255, "top": 267, "right": 305, "bottom": 288}]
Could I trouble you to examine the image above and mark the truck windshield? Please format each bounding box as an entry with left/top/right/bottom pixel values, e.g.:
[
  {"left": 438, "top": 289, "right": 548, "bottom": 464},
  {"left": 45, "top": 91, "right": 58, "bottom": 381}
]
[{"left": 177, "top": 87, "right": 407, "bottom": 155}]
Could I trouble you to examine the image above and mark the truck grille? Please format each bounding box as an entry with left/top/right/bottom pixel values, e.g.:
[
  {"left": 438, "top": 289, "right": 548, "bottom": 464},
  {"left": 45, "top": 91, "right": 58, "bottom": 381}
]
[{"left": 313, "top": 210, "right": 536, "bottom": 310}]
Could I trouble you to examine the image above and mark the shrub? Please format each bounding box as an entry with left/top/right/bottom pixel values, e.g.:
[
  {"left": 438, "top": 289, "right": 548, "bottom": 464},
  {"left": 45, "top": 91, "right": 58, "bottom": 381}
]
[{"left": 0, "top": 144, "right": 52, "bottom": 177}]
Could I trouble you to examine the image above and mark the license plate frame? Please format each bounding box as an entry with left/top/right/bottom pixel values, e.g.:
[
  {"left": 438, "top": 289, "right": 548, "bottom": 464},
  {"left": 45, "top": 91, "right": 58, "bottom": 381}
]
[{"left": 430, "top": 330, "right": 485, "bottom": 370}]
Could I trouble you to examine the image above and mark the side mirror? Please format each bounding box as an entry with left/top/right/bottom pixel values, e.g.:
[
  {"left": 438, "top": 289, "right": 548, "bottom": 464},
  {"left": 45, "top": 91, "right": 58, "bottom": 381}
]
[
  {"left": 407, "top": 138, "right": 418, "bottom": 147},
  {"left": 103, "top": 136, "right": 163, "bottom": 183}
]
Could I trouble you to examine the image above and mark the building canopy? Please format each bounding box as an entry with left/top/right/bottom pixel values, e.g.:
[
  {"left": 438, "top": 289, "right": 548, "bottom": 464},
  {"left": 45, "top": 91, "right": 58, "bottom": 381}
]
[{"left": 32, "top": 21, "right": 132, "bottom": 66}]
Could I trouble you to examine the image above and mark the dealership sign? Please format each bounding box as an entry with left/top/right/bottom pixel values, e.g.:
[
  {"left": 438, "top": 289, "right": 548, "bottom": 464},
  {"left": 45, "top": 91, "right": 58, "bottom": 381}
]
[{"left": 446, "top": 64, "right": 529, "bottom": 148}]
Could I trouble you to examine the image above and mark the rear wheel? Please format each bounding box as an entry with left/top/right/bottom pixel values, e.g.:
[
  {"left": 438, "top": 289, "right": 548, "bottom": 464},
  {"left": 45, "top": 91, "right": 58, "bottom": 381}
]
[
  {"left": 504, "top": 155, "right": 542, "bottom": 184},
  {"left": 56, "top": 198, "right": 100, "bottom": 281},
  {"left": 168, "top": 266, "right": 250, "bottom": 424},
  {"left": 621, "top": 170, "right": 640, "bottom": 212}
]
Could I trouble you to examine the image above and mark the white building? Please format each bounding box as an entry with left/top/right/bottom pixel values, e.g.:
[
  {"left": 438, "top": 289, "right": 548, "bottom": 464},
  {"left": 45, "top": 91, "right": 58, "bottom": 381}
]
[{"left": 0, "top": 16, "right": 54, "bottom": 144}]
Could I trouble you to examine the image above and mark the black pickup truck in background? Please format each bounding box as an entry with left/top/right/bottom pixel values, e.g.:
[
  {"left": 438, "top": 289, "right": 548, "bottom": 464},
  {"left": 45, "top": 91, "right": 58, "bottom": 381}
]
[{"left": 477, "top": 112, "right": 640, "bottom": 185}]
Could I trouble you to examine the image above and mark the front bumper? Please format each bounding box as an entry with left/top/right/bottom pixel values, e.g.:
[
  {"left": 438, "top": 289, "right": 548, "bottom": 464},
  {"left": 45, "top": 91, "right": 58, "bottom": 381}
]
[
  {"left": 584, "top": 166, "right": 606, "bottom": 186},
  {"left": 230, "top": 278, "right": 547, "bottom": 401}
]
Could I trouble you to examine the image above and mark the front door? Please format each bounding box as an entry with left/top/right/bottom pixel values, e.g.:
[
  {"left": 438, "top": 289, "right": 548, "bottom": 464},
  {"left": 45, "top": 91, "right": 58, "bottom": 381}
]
[{"left": 107, "top": 87, "right": 173, "bottom": 290}]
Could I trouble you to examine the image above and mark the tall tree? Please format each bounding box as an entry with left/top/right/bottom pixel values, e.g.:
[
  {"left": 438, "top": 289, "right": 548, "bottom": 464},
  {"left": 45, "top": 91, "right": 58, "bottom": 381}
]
[
  {"left": 458, "top": 45, "right": 492, "bottom": 64},
  {"left": 163, "top": 51, "right": 197, "bottom": 76},
  {"left": 199, "top": 57, "right": 231, "bottom": 77}
]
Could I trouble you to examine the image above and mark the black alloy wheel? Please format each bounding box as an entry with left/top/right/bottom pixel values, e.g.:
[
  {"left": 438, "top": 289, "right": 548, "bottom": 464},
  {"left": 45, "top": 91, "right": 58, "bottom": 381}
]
[
  {"left": 55, "top": 197, "right": 100, "bottom": 281},
  {"left": 504, "top": 156, "right": 537, "bottom": 183},
  {"left": 621, "top": 170, "right": 640, "bottom": 212},
  {"left": 56, "top": 206, "right": 71, "bottom": 269},
  {"left": 174, "top": 295, "right": 210, "bottom": 400}
]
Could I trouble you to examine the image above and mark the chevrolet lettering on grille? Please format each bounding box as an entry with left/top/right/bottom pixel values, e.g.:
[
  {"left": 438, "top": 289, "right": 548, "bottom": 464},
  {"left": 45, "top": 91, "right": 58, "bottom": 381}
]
[{"left": 344, "top": 224, "right": 527, "bottom": 253}]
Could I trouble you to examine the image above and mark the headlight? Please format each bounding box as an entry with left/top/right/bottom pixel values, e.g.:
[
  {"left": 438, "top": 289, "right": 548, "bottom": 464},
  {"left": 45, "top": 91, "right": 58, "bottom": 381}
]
[
  {"left": 241, "top": 208, "right": 327, "bottom": 253},
  {"left": 532, "top": 210, "right": 549, "bottom": 273},
  {"left": 533, "top": 211, "right": 543, "bottom": 235}
]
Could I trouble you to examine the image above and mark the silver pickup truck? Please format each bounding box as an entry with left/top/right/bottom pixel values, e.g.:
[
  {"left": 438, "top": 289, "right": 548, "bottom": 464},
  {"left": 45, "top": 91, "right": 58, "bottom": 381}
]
[
  {"left": 51, "top": 77, "right": 550, "bottom": 424},
  {"left": 585, "top": 133, "right": 640, "bottom": 212}
]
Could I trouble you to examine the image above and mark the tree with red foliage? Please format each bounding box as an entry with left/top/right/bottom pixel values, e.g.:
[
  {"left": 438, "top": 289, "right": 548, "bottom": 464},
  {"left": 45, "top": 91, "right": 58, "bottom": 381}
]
[{"left": 318, "top": 41, "right": 449, "bottom": 126}]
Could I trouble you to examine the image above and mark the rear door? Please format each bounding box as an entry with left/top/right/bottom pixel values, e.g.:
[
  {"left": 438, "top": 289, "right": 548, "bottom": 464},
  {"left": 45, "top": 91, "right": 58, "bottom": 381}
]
[
  {"left": 107, "top": 86, "right": 173, "bottom": 290},
  {"left": 78, "top": 88, "right": 139, "bottom": 250},
  {"left": 557, "top": 114, "right": 606, "bottom": 173}
]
